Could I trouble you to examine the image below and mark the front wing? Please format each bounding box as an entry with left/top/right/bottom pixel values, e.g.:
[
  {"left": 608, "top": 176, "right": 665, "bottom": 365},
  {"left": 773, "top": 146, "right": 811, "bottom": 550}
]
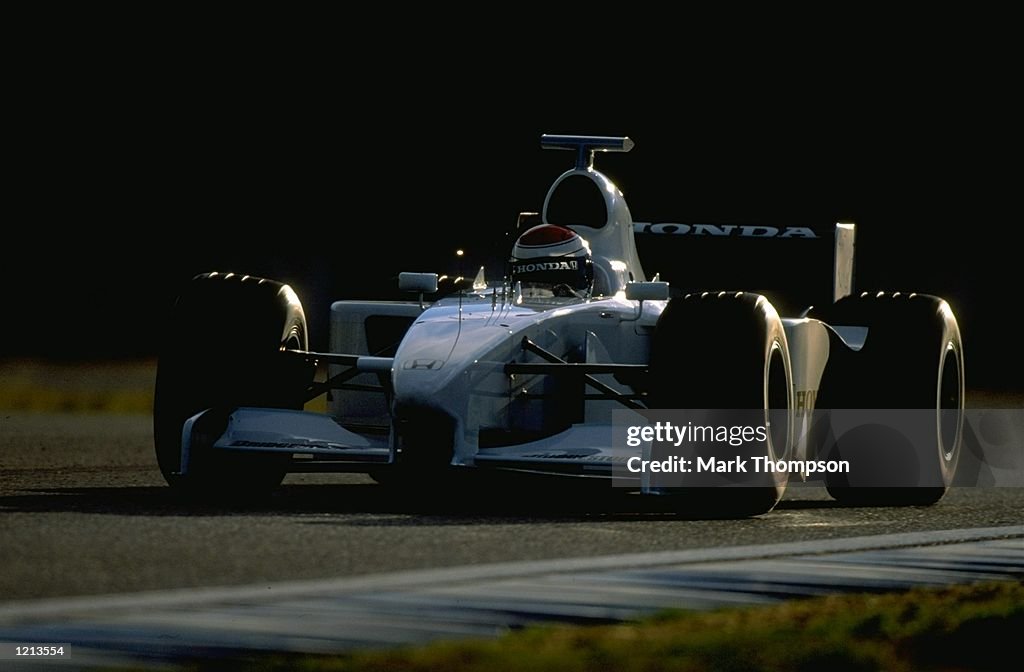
[{"left": 179, "top": 407, "right": 637, "bottom": 480}]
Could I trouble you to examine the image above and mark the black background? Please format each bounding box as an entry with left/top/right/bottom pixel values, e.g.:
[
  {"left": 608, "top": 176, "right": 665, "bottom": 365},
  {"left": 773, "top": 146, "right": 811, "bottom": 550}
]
[{"left": 6, "top": 43, "right": 1018, "bottom": 391}]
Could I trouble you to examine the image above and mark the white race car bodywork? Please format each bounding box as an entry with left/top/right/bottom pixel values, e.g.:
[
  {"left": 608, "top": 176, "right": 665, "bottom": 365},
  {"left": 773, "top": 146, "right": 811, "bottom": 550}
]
[
  {"left": 169, "top": 132, "right": 966, "bottom": 514},
  {"left": 179, "top": 135, "right": 861, "bottom": 493},
  {"left": 186, "top": 296, "right": 835, "bottom": 482}
]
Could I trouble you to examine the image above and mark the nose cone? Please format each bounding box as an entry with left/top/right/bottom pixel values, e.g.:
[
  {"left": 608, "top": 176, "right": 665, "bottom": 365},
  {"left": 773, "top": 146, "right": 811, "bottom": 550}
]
[{"left": 391, "top": 301, "right": 524, "bottom": 412}]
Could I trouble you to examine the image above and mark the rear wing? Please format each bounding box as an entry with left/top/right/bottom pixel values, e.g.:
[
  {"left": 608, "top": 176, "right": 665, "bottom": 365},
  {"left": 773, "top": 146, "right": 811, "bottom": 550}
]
[{"left": 633, "top": 222, "right": 855, "bottom": 316}]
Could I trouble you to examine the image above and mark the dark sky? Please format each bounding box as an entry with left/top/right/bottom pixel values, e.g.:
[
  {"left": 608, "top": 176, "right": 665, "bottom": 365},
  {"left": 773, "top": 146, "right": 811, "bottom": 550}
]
[{"left": 7, "top": 52, "right": 1017, "bottom": 389}]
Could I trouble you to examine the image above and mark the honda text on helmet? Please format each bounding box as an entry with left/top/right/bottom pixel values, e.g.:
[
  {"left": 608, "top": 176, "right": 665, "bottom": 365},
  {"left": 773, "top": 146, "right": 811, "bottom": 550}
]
[{"left": 510, "top": 224, "right": 594, "bottom": 299}]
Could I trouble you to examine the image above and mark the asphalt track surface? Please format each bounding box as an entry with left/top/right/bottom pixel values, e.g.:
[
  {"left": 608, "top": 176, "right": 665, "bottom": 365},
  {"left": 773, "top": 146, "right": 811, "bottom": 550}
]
[
  {"left": 0, "top": 409, "right": 1019, "bottom": 598},
  {"left": 1, "top": 410, "right": 1022, "bottom": 603}
]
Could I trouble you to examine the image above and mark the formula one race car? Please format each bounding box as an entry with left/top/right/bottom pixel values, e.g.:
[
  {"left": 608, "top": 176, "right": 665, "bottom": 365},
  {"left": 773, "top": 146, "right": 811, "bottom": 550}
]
[{"left": 154, "top": 135, "right": 965, "bottom": 517}]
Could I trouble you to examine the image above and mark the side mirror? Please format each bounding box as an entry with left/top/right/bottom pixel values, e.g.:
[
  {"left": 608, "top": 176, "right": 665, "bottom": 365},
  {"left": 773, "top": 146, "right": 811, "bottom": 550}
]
[
  {"left": 398, "top": 272, "right": 439, "bottom": 294},
  {"left": 624, "top": 281, "right": 670, "bottom": 301}
]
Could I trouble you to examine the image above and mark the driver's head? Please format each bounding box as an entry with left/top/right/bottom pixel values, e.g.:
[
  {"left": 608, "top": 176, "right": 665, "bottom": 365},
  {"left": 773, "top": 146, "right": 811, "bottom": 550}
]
[{"left": 509, "top": 224, "right": 593, "bottom": 298}]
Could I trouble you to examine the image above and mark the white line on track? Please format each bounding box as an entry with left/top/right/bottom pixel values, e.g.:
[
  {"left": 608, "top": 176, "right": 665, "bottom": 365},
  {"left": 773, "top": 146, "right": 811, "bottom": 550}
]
[{"left": 2, "top": 525, "right": 1021, "bottom": 623}]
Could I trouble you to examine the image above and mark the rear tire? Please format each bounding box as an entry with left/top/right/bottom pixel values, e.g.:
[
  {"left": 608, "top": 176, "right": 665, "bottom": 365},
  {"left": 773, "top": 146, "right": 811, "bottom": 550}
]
[
  {"left": 153, "top": 272, "right": 313, "bottom": 499},
  {"left": 813, "top": 292, "right": 964, "bottom": 506},
  {"left": 648, "top": 292, "right": 794, "bottom": 518}
]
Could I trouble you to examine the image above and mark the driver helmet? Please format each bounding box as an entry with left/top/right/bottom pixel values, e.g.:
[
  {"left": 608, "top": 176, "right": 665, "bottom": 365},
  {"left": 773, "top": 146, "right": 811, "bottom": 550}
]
[{"left": 510, "top": 224, "right": 593, "bottom": 298}]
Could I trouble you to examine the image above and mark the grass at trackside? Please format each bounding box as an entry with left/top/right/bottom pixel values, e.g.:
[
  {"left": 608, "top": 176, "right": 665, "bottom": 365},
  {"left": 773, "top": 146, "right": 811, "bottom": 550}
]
[
  {"left": 0, "top": 385, "right": 154, "bottom": 414},
  {"left": 0, "top": 359, "right": 330, "bottom": 414},
  {"left": 183, "top": 580, "right": 1023, "bottom": 672},
  {"left": 0, "top": 359, "right": 156, "bottom": 414}
]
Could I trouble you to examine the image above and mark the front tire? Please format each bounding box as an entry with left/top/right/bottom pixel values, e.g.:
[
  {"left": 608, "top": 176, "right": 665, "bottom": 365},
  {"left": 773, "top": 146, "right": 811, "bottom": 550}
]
[
  {"left": 648, "top": 292, "right": 794, "bottom": 518},
  {"left": 153, "top": 272, "right": 313, "bottom": 499}
]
